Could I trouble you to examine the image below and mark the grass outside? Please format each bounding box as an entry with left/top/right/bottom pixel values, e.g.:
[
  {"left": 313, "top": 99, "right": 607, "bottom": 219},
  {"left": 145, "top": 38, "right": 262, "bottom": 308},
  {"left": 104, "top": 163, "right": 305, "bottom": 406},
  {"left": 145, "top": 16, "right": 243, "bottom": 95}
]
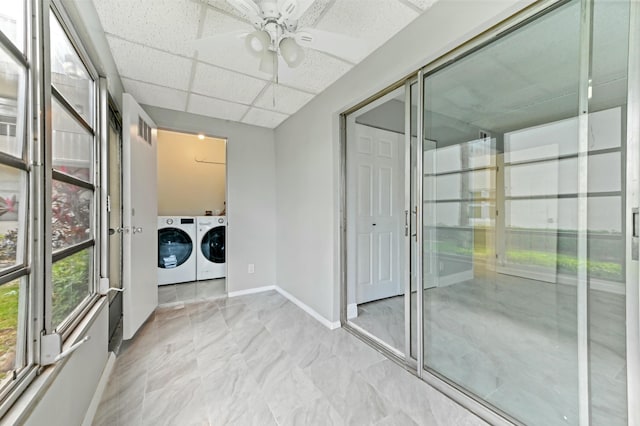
[
  {"left": 0, "top": 280, "right": 19, "bottom": 381},
  {"left": 436, "top": 242, "right": 622, "bottom": 281}
]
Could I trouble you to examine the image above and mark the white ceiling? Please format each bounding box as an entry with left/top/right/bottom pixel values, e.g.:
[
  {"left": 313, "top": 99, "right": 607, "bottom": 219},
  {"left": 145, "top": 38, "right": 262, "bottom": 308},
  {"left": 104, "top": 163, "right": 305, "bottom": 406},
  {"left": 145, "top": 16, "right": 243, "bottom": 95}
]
[{"left": 91, "top": 0, "right": 436, "bottom": 128}]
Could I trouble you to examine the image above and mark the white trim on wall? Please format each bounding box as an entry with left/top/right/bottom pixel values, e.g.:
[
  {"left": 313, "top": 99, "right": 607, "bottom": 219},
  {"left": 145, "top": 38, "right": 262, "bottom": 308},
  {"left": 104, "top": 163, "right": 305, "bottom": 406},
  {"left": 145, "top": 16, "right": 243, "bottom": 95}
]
[
  {"left": 347, "top": 303, "right": 358, "bottom": 320},
  {"left": 81, "top": 352, "right": 116, "bottom": 426},
  {"left": 228, "top": 285, "right": 276, "bottom": 298},
  {"left": 276, "top": 286, "right": 341, "bottom": 330},
  {"left": 228, "top": 285, "right": 342, "bottom": 330}
]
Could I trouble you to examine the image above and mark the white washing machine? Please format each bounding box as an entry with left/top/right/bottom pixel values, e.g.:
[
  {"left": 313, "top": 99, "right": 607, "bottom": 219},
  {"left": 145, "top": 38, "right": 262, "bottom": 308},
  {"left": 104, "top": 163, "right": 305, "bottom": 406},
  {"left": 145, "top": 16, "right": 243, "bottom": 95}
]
[
  {"left": 196, "top": 216, "right": 226, "bottom": 280},
  {"left": 157, "top": 216, "right": 197, "bottom": 285}
]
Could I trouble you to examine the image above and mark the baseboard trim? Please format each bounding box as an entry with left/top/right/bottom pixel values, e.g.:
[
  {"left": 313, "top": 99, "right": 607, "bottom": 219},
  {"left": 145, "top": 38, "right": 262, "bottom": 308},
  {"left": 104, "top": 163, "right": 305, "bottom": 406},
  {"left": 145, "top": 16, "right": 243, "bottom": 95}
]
[
  {"left": 81, "top": 352, "right": 116, "bottom": 426},
  {"left": 275, "top": 286, "right": 341, "bottom": 330},
  {"left": 347, "top": 303, "right": 358, "bottom": 319},
  {"left": 227, "top": 285, "right": 341, "bottom": 330},
  {"left": 228, "top": 285, "right": 276, "bottom": 298}
]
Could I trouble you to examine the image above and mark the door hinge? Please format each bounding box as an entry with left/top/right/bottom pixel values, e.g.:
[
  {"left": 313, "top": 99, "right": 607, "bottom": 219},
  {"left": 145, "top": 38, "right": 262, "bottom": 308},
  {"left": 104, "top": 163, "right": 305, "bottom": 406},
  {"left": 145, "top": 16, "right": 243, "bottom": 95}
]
[{"left": 106, "top": 195, "right": 112, "bottom": 213}]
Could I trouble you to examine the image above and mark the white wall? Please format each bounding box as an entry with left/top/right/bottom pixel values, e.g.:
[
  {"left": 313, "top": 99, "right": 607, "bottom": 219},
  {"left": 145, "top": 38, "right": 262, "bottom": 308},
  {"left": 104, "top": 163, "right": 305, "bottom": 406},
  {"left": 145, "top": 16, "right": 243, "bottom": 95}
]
[
  {"left": 274, "top": 0, "right": 537, "bottom": 322},
  {"left": 157, "top": 130, "right": 227, "bottom": 216},
  {"left": 143, "top": 106, "right": 277, "bottom": 293}
]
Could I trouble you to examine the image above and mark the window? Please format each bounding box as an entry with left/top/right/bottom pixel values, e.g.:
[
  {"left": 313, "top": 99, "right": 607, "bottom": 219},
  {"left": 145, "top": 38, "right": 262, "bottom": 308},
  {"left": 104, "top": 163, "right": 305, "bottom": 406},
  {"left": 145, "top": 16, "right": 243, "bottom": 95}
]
[
  {"left": 48, "top": 9, "right": 98, "bottom": 333},
  {"left": 0, "top": 26, "right": 30, "bottom": 395},
  {"left": 0, "top": 0, "right": 103, "bottom": 410}
]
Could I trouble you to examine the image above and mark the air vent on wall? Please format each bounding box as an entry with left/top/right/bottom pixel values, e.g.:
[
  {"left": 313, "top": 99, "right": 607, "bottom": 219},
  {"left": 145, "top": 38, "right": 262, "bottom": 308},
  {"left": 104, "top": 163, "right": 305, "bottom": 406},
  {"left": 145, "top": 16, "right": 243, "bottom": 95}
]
[{"left": 137, "top": 115, "right": 152, "bottom": 144}]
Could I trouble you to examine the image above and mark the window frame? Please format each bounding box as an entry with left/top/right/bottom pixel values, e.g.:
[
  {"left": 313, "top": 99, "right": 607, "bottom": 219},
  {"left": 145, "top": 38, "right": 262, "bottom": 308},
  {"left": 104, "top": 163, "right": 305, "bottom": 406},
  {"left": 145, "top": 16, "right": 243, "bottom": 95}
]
[
  {"left": 0, "top": 0, "right": 107, "bottom": 413},
  {"left": 45, "top": 2, "right": 101, "bottom": 339},
  {"left": 0, "top": 0, "right": 37, "bottom": 410}
]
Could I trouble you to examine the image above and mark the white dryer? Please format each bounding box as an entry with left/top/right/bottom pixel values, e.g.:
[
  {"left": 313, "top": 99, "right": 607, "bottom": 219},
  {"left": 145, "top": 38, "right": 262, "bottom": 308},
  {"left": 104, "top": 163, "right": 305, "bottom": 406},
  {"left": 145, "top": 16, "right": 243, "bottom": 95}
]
[
  {"left": 157, "top": 216, "right": 197, "bottom": 285},
  {"left": 196, "top": 216, "right": 226, "bottom": 280}
]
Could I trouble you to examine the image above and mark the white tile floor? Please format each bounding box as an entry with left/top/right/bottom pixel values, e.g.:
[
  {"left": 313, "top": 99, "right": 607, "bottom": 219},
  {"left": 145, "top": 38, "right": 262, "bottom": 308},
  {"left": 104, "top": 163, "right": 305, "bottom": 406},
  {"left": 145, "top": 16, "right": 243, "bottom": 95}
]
[
  {"left": 158, "top": 279, "right": 226, "bottom": 306},
  {"left": 93, "top": 290, "right": 485, "bottom": 426},
  {"left": 348, "top": 271, "right": 627, "bottom": 426},
  {"left": 351, "top": 296, "right": 406, "bottom": 353}
]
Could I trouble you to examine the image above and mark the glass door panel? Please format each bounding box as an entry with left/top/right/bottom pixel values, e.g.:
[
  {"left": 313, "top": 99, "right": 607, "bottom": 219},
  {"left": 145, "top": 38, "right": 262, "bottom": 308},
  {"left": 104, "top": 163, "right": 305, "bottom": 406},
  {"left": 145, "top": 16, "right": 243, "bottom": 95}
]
[
  {"left": 422, "top": 1, "right": 584, "bottom": 424},
  {"left": 345, "top": 86, "right": 408, "bottom": 356},
  {"left": 588, "top": 1, "right": 629, "bottom": 424}
]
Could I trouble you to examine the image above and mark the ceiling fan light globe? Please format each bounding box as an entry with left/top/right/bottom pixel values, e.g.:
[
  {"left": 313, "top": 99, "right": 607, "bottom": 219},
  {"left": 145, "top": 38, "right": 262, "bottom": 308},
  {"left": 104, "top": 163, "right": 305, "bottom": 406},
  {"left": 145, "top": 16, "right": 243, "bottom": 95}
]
[
  {"left": 245, "top": 30, "right": 271, "bottom": 57},
  {"left": 279, "top": 37, "right": 304, "bottom": 68}
]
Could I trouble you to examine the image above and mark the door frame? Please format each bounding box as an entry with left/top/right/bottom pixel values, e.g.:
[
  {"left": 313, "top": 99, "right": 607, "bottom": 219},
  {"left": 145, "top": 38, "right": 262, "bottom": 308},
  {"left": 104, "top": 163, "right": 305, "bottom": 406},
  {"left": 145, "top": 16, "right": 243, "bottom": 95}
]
[
  {"left": 341, "top": 81, "right": 412, "bottom": 363},
  {"left": 106, "top": 93, "right": 123, "bottom": 348},
  {"left": 156, "top": 127, "right": 229, "bottom": 295}
]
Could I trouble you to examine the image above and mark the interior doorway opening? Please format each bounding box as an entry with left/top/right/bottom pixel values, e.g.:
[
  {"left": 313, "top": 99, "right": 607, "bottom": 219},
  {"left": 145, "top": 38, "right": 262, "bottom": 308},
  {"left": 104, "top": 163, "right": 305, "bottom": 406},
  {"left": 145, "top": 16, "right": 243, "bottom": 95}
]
[{"left": 155, "top": 130, "right": 228, "bottom": 306}]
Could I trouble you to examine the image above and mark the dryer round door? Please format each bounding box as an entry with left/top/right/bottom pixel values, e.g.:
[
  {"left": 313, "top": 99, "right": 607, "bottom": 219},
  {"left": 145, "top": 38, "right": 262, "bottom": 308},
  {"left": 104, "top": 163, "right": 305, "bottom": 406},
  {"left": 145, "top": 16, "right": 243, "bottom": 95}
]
[
  {"left": 158, "top": 228, "right": 193, "bottom": 268},
  {"left": 201, "top": 226, "right": 225, "bottom": 263}
]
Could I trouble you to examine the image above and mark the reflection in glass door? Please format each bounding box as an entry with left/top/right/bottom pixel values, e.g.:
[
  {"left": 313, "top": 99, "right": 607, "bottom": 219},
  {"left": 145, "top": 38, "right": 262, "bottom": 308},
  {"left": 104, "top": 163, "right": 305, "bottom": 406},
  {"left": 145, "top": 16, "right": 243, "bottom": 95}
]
[
  {"left": 342, "top": 0, "right": 636, "bottom": 424},
  {"left": 420, "top": 0, "right": 630, "bottom": 424},
  {"left": 345, "top": 86, "right": 408, "bottom": 356}
]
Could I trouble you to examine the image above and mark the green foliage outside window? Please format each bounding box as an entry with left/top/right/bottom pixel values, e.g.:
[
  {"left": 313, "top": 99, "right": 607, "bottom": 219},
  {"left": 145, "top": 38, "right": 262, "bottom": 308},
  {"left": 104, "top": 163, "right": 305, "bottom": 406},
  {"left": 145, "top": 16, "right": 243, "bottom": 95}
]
[
  {"left": 52, "top": 249, "right": 90, "bottom": 328},
  {"left": 0, "top": 280, "right": 19, "bottom": 382}
]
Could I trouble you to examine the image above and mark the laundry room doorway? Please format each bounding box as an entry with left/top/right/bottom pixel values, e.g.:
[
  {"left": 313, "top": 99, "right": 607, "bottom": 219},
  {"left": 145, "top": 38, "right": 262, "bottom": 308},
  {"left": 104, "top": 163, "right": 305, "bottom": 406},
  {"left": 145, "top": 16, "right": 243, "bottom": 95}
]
[{"left": 156, "top": 130, "right": 227, "bottom": 305}]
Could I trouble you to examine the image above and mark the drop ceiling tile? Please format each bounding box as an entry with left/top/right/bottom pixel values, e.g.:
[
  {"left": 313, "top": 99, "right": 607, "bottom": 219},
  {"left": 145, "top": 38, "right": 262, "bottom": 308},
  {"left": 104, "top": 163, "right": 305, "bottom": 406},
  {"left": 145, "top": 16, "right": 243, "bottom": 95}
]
[
  {"left": 191, "top": 62, "right": 267, "bottom": 104},
  {"left": 200, "top": 6, "right": 253, "bottom": 35},
  {"left": 206, "top": 0, "right": 316, "bottom": 23},
  {"left": 276, "top": 49, "right": 352, "bottom": 94},
  {"left": 315, "top": 0, "right": 418, "bottom": 52},
  {"left": 206, "top": 0, "right": 249, "bottom": 22},
  {"left": 187, "top": 93, "right": 249, "bottom": 121},
  {"left": 122, "top": 78, "right": 188, "bottom": 111},
  {"left": 107, "top": 36, "right": 193, "bottom": 90},
  {"left": 253, "top": 84, "right": 314, "bottom": 114},
  {"left": 93, "top": 0, "right": 202, "bottom": 55},
  {"left": 241, "top": 108, "right": 288, "bottom": 128},
  {"left": 402, "top": 0, "right": 438, "bottom": 10},
  {"left": 197, "top": 7, "right": 264, "bottom": 78},
  {"left": 298, "top": 0, "right": 334, "bottom": 27}
]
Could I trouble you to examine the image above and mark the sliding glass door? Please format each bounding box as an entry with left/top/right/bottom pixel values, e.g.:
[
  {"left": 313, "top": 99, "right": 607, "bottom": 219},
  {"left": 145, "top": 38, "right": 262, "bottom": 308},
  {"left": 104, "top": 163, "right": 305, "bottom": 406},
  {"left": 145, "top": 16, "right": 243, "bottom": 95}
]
[
  {"left": 343, "top": 0, "right": 637, "bottom": 424},
  {"left": 345, "top": 85, "right": 409, "bottom": 357},
  {"left": 420, "top": 0, "right": 630, "bottom": 424}
]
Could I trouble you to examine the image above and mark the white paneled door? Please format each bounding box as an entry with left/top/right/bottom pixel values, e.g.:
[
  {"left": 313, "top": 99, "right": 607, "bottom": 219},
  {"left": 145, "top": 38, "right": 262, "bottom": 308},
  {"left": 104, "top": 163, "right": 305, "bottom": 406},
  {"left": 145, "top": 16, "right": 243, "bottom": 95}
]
[
  {"left": 354, "top": 124, "right": 404, "bottom": 304},
  {"left": 122, "top": 94, "right": 158, "bottom": 340}
]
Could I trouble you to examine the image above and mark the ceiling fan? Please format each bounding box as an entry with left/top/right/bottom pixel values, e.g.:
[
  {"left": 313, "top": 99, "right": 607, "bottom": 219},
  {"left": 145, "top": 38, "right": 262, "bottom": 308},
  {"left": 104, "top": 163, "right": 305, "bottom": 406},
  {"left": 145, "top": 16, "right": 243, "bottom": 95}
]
[{"left": 194, "top": 0, "right": 368, "bottom": 76}]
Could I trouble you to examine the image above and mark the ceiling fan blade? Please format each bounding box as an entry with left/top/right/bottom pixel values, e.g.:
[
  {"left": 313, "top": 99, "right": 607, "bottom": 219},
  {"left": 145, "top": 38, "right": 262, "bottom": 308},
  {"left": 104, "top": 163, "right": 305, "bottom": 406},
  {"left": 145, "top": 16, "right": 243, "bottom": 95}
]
[
  {"left": 278, "top": 0, "right": 298, "bottom": 20},
  {"left": 290, "top": 0, "right": 315, "bottom": 20},
  {"left": 295, "top": 28, "right": 370, "bottom": 63},
  {"left": 191, "top": 30, "right": 249, "bottom": 51},
  {"left": 226, "top": 0, "right": 263, "bottom": 27}
]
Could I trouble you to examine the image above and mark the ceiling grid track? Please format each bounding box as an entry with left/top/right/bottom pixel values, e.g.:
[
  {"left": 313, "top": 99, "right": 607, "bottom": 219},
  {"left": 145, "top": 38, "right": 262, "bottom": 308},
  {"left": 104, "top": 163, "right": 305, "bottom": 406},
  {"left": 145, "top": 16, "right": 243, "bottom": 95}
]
[
  {"left": 184, "top": 4, "right": 211, "bottom": 112},
  {"left": 104, "top": 33, "right": 273, "bottom": 84},
  {"left": 397, "top": 0, "right": 424, "bottom": 14}
]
